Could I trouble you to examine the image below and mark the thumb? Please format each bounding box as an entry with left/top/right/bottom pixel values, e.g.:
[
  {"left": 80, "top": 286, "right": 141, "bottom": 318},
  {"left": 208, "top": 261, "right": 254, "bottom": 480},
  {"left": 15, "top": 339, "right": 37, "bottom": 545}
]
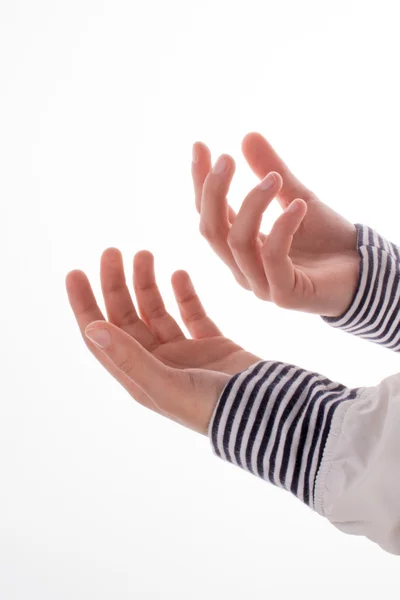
[
  {"left": 84, "top": 321, "right": 230, "bottom": 435},
  {"left": 84, "top": 320, "right": 175, "bottom": 403}
]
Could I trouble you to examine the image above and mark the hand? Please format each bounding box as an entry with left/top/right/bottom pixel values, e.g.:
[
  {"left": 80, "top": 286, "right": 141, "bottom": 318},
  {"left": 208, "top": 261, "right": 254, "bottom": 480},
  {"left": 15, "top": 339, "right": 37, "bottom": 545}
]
[
  {"left": 65, "top": 249, "right": 261, "bottom": 435},
  {"left": 192, "top": 132, "right": 360, "bottom": 317}
]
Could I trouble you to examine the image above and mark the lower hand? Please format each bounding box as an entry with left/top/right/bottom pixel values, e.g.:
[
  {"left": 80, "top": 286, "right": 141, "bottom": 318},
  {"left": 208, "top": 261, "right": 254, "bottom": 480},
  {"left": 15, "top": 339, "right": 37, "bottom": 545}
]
[
  {"left": 192, "top": 131, "right": 360, "bottom": 318},
  {"left": 65, "top": 249, "right": 261, "bottom": 435}
]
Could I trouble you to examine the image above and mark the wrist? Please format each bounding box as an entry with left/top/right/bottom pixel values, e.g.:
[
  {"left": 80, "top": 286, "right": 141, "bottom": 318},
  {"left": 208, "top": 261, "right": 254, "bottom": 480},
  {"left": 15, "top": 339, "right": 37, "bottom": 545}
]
[{"left": 330, "top": 251, "right": 361, "bottom": 318}]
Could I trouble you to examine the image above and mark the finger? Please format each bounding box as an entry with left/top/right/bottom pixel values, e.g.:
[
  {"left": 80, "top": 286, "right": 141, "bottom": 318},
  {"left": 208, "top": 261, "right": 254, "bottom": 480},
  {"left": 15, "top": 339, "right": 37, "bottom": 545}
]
[
  {"left": 192, "top": 142, "right": 239, "bottom": 232},
  {"left": 261, "top": 198, "right": 308, "bottom": 306},
  {"left": 227, "top": 202, "right": 266, "bottom": 243},
  {"left": 242, "top": 132, "right": 314, "bottom": 208},
  {"left": 100, "top": 248, "right": 158, "bottom": 351},
  {"left": 171, "top": 270, "right": 222, "bottom": 339},
  {"left": 227, "top": 204, "right": 237, "bottom": 226},
  {"left": 199, "top": 153, "right": 252, "bottom": 290},
  {"left": 227, "top": 172, "right": 283, "bottom": 300},
  {"left": 66, "top": 269, "right": 154, "bottom": 410},
  {"left": 133, "top": 250, "right": 186, "bottom": 343},
  {"left": 192, "top": 141, "right": 212, "bottom": 213},
  {"left": 66, "top": 270, "right": 106, "bottom": 337},
  {"left": 84, "top": 320, "right": 184, "bottom": 422},
  {"left": 84, "top": 320, "right": 229, "bottom": 435}
]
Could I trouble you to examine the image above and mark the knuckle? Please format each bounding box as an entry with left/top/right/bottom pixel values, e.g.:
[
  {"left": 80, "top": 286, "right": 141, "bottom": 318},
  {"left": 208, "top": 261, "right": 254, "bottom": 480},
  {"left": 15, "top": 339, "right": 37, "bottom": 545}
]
[
  {"left": 199, "top": 221, "right": 210, "bottom": 238},
  {"left": 273, "top": 293, "right": 291, "bottom": 309},
  {"left": 148, "top": 304, "right": 166, "bottom": 320},
  {"left": 262, "top": 241, "right": 279, "bottom": 261},
  {"left": 302, "top": 188, "right": 316, "bottom": 202},
  {"left": 119, "top": 309, "right": 138, "bottom": 327},
  {"left": 273, "top": 296, "right": 286, "bottom": 308},
  {"left": 186, "top": 309, "right": 205, "bottom": 323},
  {"left": 116, "top": 354, "right": 135, "bottom": 377},
  {"left": 227, "top": 230, "right": 249, "bottom": 251},
  {"left": 199, "top": 221, "right": 225, "bottom": 241},
  {"left": 253, "top": 287, "right": 269, "bottom": 301},
  {"left": 233, "top": 273, "right": 251, "bottom": 291}
]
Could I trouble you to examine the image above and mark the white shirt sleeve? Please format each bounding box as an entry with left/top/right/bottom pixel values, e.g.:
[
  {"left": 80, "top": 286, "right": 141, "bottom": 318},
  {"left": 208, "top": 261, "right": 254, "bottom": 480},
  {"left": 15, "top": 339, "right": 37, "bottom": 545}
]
[{"left": 315, "top": 370, "right": 400, "bottom": 555}]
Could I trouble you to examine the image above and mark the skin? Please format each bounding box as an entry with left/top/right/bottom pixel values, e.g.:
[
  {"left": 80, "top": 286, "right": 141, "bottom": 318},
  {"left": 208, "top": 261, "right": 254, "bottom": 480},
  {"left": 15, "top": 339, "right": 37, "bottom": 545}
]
[
  {"left": 192, "top": 131, "right": 360, "bottom": 317},
  {"left": 66, "top": 131, "right": 361, "bottom": 436},
  {"left": 65, "top": 249, "right": 261, "bottom": 436}
]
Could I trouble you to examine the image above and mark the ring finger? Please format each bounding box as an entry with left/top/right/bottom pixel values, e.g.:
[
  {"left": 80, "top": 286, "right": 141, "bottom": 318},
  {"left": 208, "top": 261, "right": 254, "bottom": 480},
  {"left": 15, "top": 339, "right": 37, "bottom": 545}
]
[{"left": 199, "top": 153, "right": 252, "bottom": 290}]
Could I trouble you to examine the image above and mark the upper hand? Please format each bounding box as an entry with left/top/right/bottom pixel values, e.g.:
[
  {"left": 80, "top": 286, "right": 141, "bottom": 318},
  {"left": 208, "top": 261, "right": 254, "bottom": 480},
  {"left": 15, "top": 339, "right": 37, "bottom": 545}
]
[
  {"left": 192, "top": 132, "right": 360, "bottom": 317},
  {"left": 65, "top": 249, "right": 260, "bottom": 435}
]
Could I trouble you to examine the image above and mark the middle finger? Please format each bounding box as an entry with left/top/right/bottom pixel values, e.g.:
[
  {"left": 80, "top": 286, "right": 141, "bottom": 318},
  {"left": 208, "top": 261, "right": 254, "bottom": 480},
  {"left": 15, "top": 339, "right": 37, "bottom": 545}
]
[
  {"left": 199, "top": 154, "right": 252, "bottom": 290},
  {"left": 100, "top": 247, "right": 158, "bottom": 351},
  {"left": 133, "top": 250, "right": 186, "bottom": 344}
]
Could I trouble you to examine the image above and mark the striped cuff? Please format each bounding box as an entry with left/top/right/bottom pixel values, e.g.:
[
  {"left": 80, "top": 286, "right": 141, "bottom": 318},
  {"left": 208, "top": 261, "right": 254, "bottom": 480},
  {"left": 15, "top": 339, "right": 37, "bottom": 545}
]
[
  {"left": 321, "top": 223, "right": 400, "bottom": 352},
  {"left": 208, "top": 360, "right": 362, "bottom": 512}
]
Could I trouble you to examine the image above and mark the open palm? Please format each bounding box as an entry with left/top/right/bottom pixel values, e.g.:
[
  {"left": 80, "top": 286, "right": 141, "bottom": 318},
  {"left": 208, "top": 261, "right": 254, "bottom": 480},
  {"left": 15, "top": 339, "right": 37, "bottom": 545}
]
[{"left": 66, "top": 248, "right": 260, "bottom": 414}]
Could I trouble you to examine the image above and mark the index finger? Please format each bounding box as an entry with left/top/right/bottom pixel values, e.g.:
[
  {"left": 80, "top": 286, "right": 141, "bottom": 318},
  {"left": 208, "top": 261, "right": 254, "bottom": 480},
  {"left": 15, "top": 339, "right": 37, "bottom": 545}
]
[
  {"left": 241, "top": 132, "right": 314, "bottom": 206},
  {"left": 66, "top": 270, "right": 106, "bottom": 338},
  {"left": 192, "top": 141, "right": 212, "bottom": 213}
]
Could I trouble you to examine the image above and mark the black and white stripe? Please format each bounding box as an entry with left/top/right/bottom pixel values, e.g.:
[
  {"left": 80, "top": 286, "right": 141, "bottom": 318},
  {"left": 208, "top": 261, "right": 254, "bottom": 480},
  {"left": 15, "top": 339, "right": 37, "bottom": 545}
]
[
  {"left": 322, "top": 223, "right": 400, "bottom": 351},
  {"left": 208, "top": 360, "right": 363, "bottom": 510},
  {"left": 208, "top": 223, "right": 399, "bottom": 511}
]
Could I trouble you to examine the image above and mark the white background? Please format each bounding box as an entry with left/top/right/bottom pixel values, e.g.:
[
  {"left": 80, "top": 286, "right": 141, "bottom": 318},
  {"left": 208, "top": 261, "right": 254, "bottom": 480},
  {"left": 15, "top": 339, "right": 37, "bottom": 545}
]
[{"left": 1, "top": 0, "right": 400, "bottom": 598}]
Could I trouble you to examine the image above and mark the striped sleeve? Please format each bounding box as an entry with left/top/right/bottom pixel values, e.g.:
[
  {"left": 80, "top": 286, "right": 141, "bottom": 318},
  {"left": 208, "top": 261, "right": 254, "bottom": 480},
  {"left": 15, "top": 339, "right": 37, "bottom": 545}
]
[
  {"left": 208, "top": 359, "right": 400, "bottom": 555},
  {"left": 321, "top": 223, "right": 400, "bottom": 352},
  {"left": 208, "top": 359, "right": 364, "bottom": 511}
]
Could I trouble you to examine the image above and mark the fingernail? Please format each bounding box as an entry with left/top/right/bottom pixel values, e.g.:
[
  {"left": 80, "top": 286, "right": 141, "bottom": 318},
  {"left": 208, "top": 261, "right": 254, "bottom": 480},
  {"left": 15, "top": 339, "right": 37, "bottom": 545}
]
[
  {"left": 287, "top": 199, "right": 299, "bottom": 213},
  {"left": 257, "top": 173, "right": 275, "bottom": 191},
  {"left": 85, "top": 327, "right": 112, "bottom": 349},
  {"left": 192, "top": 144, "right": 198, "bottom": 164},
  {"left": 212, "top": 156, "right": 227, "bottom": 175}
]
